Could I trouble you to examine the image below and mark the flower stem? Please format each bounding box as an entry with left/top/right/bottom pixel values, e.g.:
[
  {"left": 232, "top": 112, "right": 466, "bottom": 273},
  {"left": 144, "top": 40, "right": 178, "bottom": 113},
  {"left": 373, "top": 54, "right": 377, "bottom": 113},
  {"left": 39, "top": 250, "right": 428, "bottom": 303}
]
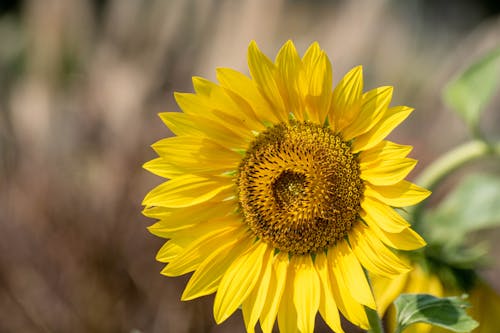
[
  {"left": 411, "top": 139, "right": 500, "bottom": 225},
  {"left": 365, "top": 306, "right": 384, "bottom": 333},
  {"left": 416, "top": 140, "right": 500, "bottom": 190}
]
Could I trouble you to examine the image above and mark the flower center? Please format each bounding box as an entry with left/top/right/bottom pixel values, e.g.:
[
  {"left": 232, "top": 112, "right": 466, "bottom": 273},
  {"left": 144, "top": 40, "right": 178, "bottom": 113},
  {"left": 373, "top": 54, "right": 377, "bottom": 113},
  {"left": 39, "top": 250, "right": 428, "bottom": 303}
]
[{"left": 237, "top": 121, "right": 364, "bottom": 255}]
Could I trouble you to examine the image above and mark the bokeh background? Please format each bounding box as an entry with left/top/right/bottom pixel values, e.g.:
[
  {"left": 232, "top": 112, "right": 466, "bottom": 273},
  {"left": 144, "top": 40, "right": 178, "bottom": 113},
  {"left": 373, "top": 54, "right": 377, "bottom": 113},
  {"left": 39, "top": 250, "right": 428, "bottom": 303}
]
[{"left": 1, "top": 0, "right": 499, "bottom": 332}]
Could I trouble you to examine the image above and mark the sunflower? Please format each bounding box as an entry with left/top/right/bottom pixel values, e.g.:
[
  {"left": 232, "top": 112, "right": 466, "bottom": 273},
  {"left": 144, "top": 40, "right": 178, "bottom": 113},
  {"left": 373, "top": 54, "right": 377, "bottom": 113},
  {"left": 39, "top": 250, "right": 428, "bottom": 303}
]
[{"left": 142, "top": 40, "right": 430, "bottom": 333}]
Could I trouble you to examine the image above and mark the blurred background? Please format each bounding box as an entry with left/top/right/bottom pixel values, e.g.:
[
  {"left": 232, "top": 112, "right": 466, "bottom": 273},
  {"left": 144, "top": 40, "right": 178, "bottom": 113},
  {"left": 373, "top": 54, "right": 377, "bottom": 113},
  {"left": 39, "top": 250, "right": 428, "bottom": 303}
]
[{"left": 0, "top": 0, "right": 499, "bottom": 332}]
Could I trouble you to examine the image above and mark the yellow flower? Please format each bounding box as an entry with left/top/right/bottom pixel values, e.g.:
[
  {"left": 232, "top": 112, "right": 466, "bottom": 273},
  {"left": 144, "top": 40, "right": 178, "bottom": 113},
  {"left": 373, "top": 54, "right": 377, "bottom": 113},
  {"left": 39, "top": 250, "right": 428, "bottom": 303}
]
[
  {"left": 372, "top": 262, "right": 500, "bottom": 333},
  {"left": 142, "top": 40, "right": 430, "bottom": 333}
]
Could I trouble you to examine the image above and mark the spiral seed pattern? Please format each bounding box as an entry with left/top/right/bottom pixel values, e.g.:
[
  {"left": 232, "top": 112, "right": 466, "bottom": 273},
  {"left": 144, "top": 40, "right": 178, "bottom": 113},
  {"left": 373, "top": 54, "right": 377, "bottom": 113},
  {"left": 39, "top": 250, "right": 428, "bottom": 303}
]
[{"left": 237, "top": 121, "right": 364, "bottom": 254}]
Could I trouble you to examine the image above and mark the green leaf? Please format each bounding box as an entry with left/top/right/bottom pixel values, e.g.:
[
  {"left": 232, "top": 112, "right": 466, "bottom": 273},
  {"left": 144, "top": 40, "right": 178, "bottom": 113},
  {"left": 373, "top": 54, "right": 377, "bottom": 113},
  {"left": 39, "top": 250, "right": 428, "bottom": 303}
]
[
  {"left": 444, "top": 47, "right": 500, "bottom": 130},
  {"left": 424, "top": 173, "right": 500, "bottom": 242},
  {"left": 394, "top": 294, "right": 478, "bottom": 333}
]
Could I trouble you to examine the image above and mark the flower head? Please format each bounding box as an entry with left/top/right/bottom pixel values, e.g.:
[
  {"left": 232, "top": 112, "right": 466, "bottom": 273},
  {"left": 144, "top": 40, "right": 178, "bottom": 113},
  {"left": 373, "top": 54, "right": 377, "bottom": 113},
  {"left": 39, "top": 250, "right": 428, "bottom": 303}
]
[{"left": 143, "top": 40, "right": 430, "bottom": 333}]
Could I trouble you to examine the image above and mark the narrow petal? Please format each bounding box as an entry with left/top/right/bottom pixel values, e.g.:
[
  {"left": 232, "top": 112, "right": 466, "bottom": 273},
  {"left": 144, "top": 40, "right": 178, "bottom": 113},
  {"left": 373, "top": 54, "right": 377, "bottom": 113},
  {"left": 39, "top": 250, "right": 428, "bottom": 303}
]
[
  {"left": 361, "top": 196, "right": 410, "bottom": 232},
  {"left": 191, "top": 76, "right": 214, "bottom": 96},
  {"left": 181, "top": 234, "right": 253, "bottom": 300},
  {"left": 352, "top": 106, "right": 413, "bottom": 153},
  {"left": 213, "top": 241, "right": 268, "bottom": 324},
  {"left": 275, "top": 40, "right": 304, "bottom": 120},
  {"left": 174, "top": 92, "right": 250, "bottom": 148},
  {"left": 162, "top": 224, "right": 243, "bottom": 276},
  {"left": 248, "top": 41, "right": 287, "bottom": 121},
  {"left": 364, "top": 180, "right": 431, "bottom": 207},
  {"left": 159, "top": 112, "right": 204, "bottom": 137},
  {"left": 329, "top": 66, "right": 363, "bottom": 131},
  {"left": 334, "top": 242, "right": 376, "bottom": 309},
  {"left": 222, "top": 88, "right": 267, "bottom": 131},
  {"left": 314, "top": 252, "right": 345, "bottom": 333},
  {"left": 362, "top": 207, "right": 426, "bottom": 251},
  {"left": 300, "top": 43, "right": 332, "bottom": 123},
  {"left": 260, "top": 252, "right": 288, "bottom": 333},
  {"left": 216, "top": 67, "right": 279, "bottom": 125},
  {"left": 292, "top": 255, "right": 320, "bottom": 333},
  {"left": 327, "top": 248, "right": 370, "bottom": 329},
  {"left": 302, "top": 42, "right": 322, "bottom": 66},
  {"left": 191, "top": 77, "right": 263, "bottom": 133},
  {"left": 277, "top": 263, "right": 298, "bottom": 333},
  {"left": 150, "top": 136, "right": 240, "bottom": 175},
  {"left": 370, "top": 272, "right": 409, "bottom": 316},
  {"left": 360, "top": 158, "right": 417, "bottom": 186},
  {"left": 349, "top": 223, "right": 411, "bottom": 277},
  {"left": 143, "top": 157, "right": 183, "bottom": 179},
  {"left": 342, "top": 86, "right": 393, "bottom": 141},
  {"left": 142, "top": 175, "right": 233, "bottom": 208},
  {"left": 154, "top": 215, "right": 241, "bottom": 254},
  {"left": 363, "top": 216, "right": 425, "bottom": 253},
  {"left": 156, "top": 240, "right": 184, "bottom": 263},
  {"left": 242, "top": 246, "right": 274, "bottom": 333},
  {"left": 358, "top": 140, "right": 413, "bottom": 164},
  {"left": 142, "top": 205, "right": 171, "bottom": 220},
  {"left": 146, "top": 200, "right": 235, "bottom": 237}
]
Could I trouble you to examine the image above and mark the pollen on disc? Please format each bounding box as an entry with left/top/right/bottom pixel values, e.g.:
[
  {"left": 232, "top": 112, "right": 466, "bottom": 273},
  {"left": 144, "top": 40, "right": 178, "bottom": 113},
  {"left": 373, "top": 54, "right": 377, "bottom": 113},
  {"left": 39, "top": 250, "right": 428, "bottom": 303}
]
[{"left": 237, "top": 121, "right": 364, "bottom": 255}]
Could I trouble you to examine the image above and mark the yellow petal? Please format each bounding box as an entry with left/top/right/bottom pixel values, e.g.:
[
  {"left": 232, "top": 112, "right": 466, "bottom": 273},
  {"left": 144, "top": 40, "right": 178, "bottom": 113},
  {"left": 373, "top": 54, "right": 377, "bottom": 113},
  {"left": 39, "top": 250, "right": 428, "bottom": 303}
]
[
  {"left": 363, "top": 213, "right": 426, "bottom": 251},
  {"left": 156, "top": 240, "right": 184, "bottom": 263},
  {"left": 370, "top": 271, "right": 409, "bottom": 316},
  {"left": 242, "top": 246, "right": 274, "bottom": 333},
  {"left": 173, "top": 91, "right": 210, "bottom": 116},
  {"left": 302, "top": 42, "right": 322, "bottom": 66},
  {"left": 247, "top": 41, "right": 287, "bottom": 122},
  {"left": 142, "top": 175, "right": 233, "bottom": 208},
  {"left": 300, "top": 42, "right": 332, "bottom": 123},
  {"left": 314, "top": 252, "right": 345, "bottom": 333},
  {"left": 329, "top": 66, "right": 363, "bottom": 131},
  {"left": 142, "top": 205, "right": 170, "bottom": 219},
  {"left": 352, "top": 106, "right": 413, "bottom": 153},
  {"left": 191, "top": 78, "right": 262, "bottom": 133},
  {"left": 182, "top": 233, "right": 252, "bottom": 300},
  {"left": 292, "top": 255, "right": 320, "bottom": 333},
  {"left": 174, "top": 92, "right": 250, "bottom": 149},
  {"left": 343, "top": 86, "right": 393, "bottom": 141},
  {"left": 143, "top": 157, "right": 183, "bottom": 179},
  {"left": 146, "top": 200, "right": 235, "bottom": 237},
  {"left": 334, "top": 241, "right": 376, "bottom": 309},
  {"left": 361, "top": 196, "right": 410, "bottom": 233},
  {"left": 327, "top": 248, "right": 370, "bottom": 329},
  {"left": 349, "top": 223, "right": 411, "bottom": 277},
  {"left": 360, "top": 158, "right": 417, "bottom": 186},
  {"left": 222, "top": 88, "right": 267, "bottom": 131},
  {"left": 275, "top": 40, "right": 304, "bottom": 121},
  {"left": 159, "top": 112, "right": 204, "bottom": 137},
  {"left": 161, "top": 223, "right": 243, "bottom": 276},
  {"left": 213, "top": 241, "right": 268, "bottom": 324},
  {"left": 260, "top": 252, "right": 288, "bottom": 333},
  {"left": 216, "top": 67, "right": 279, "bottom": 125},
  {"left": 150, "top": 136, "right": 240, "bottom": 175},
  {"left": 364, "top": 180, "right": 431, "bottom": 207},
  {"left": 191, "top": 76, "right": 214, "bottom": 96},
  {"left": 358, "top": 140, "right": 413, "bottom": 164},
  {"left": 277, "top": 261, "right": 298, "bottom": 333},
  {"left": 153, "top": 220, "right": 242, "bottom": 265}
]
